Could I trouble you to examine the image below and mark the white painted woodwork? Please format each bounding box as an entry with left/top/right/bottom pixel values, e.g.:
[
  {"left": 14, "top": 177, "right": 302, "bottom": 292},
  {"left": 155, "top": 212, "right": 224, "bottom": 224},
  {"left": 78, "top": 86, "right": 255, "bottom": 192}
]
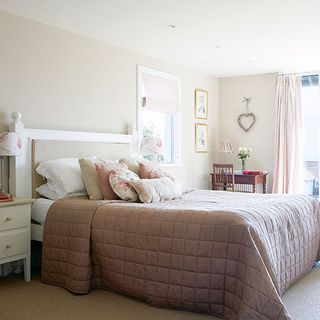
[{"left": 0, "top": 199, "right": 33, "bottom": 281}]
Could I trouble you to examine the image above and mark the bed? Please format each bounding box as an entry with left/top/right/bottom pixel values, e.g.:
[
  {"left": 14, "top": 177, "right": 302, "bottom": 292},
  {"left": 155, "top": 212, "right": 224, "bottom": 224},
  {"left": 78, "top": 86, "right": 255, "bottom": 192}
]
[
  {"left": 10, "top": 127, "right": 320, "bottom": 320},
  {"left": 10, "top": 128, "right": 133, "bottom": 241}
]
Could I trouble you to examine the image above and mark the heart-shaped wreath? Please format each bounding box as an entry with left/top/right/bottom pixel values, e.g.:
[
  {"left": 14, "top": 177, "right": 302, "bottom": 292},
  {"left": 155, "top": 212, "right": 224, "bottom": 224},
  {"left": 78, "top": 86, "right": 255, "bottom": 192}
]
[{"left": 238, "top": 112, "right": 256, "bottom": 133}]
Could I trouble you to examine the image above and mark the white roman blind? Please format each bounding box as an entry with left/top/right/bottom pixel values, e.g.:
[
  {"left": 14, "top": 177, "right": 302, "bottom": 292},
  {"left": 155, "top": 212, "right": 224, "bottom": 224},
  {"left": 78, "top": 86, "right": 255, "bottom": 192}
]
[
  {"left": 138, "top": 65, "right": 181, "bottom": 164},
  {"left": 142, "top": 73, "right": 180, "bottom": 113}
]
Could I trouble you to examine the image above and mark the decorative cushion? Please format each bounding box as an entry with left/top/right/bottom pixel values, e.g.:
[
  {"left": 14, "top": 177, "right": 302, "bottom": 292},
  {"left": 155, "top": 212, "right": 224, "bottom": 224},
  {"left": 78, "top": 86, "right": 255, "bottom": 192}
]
[
  {"left": 119, "top": 157, "right": 143, "bottom": 177},
  {"left": 130, "top": 177, "right": 182, "bottom": 203},
  {"left": 36, "top": 158, "right": 86, "bottom": 198},
  {"left": 139, "top": 161, "right": 159, "bottom": 179},
  {"left": 79, "top": 158, "right": 103, "bottom": 200},
  {"left": 109, "top": 168, "right": 140, "bottom": 201},
  {"left": 149, "top": 168, "right": 177, "bottom": 182},
  {"left": 95, "top": 161, "right": 127, "bottom": 200}
]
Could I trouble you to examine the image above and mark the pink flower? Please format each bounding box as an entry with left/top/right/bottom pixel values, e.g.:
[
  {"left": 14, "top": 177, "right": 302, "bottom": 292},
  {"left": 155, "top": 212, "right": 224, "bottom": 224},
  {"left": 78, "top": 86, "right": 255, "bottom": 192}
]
[
  {"left": 118, "top": 181, "right": 129, "bottom": 191},
  {"left": 16, "top": 137, "right": 22, "bottom": 150}
]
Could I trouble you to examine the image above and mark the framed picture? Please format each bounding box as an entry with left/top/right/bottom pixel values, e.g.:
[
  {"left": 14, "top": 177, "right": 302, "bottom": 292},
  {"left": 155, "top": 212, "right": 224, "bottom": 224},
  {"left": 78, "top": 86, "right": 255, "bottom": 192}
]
[
  {"left": 195, "top": 123, "right": 208, "bottom": 153},
  {"left": 194, "top": 89, "right": 208, "bottom": 119}
]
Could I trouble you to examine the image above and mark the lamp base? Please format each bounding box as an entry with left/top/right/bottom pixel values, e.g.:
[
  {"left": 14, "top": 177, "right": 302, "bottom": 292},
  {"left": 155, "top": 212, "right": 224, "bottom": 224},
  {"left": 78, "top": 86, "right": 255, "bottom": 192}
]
[{"left": 0, "top": 191, "right": 13, "bottom": 202}]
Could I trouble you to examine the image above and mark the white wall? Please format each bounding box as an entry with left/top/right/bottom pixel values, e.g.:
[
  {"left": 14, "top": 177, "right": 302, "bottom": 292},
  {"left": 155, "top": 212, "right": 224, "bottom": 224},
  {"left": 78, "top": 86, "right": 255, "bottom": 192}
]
[
  {"left": 0, "top": 11, "right": 219, "bottom": 189},
  {"left": 219, "top": 73, "right": 277, "bottom": 191}
]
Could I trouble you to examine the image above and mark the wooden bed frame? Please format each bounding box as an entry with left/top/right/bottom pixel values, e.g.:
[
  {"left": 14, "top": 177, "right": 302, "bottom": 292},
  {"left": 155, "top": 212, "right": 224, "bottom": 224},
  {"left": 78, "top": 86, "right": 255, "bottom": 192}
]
[{"left": 8, "top": 117, "right": 133, "bottom": 241}]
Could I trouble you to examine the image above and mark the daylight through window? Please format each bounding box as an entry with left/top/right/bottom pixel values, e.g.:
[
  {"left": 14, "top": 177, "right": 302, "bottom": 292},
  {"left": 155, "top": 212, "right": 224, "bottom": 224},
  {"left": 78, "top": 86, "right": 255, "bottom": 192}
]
[{"left": 137, "top": 66, "right": 181, "bottom": 164}]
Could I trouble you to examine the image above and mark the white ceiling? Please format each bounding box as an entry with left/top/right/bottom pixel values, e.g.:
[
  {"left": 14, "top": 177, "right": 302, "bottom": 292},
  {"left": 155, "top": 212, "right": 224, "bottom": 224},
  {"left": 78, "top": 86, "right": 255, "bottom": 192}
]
[{"left": 1, "top": 0, "right": 320, "bottom": 77}]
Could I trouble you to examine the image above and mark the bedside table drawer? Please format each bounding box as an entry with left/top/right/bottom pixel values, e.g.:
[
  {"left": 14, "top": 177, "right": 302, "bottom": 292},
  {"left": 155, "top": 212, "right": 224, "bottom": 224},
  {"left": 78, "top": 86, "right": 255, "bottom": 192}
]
[
  {"left": 0, "top": 230, "right": 28, "bottom": 259},
  {"left": 0, "top": 205, "right": 29, "bottom": 231}
]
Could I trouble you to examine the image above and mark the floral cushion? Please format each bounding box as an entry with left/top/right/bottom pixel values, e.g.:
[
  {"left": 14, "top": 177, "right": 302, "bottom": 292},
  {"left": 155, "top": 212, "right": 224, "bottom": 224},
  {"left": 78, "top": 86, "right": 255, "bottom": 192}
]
[
  {"left": 109, "top": 168, "right": 140, "bottom": 201},
  {"left": 95, "top": 161, "right": 127, "bottom": 200},
  {"left": 139, "top": 161, "right": 159, "bottom": 179},
  {"left": 130, "top": 177, "right": 182, "bottom": 203},
  {"left": 119, "top": 157, "right": 143, "bottom": 177}
]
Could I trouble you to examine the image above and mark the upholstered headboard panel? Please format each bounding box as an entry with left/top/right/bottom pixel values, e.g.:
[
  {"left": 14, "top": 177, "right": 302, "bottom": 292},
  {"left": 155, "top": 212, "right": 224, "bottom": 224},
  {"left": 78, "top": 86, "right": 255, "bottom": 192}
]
[{"left": 31, "top": 139, "right": 131, "bottom": 198}]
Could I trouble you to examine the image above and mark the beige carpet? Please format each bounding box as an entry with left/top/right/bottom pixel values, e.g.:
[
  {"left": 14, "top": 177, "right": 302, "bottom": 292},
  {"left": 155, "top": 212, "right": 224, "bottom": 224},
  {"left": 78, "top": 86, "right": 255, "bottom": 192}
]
[
  {"left": 282, "top": 263, "right": 320, "bottom": 320},
  {"left": 0, "top": 273, "right": 217, "bottom": 320},
  {"left": 1, "top": 266, "right": 320, "bottom": 320}
]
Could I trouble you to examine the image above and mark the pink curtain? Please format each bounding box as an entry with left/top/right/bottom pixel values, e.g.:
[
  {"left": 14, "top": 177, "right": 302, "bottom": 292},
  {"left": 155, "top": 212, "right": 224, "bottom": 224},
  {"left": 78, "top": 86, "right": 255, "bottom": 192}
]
[{"left": 272, "top": 74, "right": 304, "bottom": 194}]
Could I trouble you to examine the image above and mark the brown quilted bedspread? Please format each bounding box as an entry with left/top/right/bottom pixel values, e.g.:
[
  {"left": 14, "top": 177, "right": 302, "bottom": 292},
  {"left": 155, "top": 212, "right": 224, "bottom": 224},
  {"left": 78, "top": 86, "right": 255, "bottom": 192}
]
[{"left": 42, "top": 190, "right": 320, "bottom": 320}]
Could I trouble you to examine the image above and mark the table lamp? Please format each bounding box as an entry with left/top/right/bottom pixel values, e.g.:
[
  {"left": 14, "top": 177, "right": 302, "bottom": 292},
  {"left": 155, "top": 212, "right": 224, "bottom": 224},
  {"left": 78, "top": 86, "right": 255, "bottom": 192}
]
[
  {"left": 220, "top": 139, "right": 233, "bottom": 163},
  {"left": 140, "top": 136, "right": 164, "bottom": 162},
  {"left": 0, "top": 132, "right": 22, "bottom": 200}
]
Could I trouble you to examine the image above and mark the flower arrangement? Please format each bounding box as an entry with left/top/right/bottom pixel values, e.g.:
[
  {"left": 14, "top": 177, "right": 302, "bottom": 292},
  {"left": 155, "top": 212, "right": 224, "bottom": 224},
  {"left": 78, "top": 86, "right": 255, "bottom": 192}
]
[
  {"left": 237, "top": 147, "right": 252, "bottom": 172},
  {"left": 237, "top": 147, "right": 252, "bottom": 160}
]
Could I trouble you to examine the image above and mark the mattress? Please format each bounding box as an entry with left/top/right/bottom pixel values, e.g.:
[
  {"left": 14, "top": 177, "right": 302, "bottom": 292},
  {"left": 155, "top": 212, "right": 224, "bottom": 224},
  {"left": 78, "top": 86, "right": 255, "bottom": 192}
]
[{"left": 31, "top": 198, "right": 54, "bottom": 225}]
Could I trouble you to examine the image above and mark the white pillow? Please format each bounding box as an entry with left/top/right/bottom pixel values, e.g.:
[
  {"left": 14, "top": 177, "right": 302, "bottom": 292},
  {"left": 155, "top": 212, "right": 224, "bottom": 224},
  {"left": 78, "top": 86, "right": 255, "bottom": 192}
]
[
  {"left": 36, "top": 184, "right": 59, "bottom": 200},
  {"left": 36, "top": 158, "right": 86, "bottom": 198},
  {"left": 130, "top": 177, "right": 182, "bottom": 203},
  {"left": 36, "top": 183, "right": 87, "bottom": 200}
]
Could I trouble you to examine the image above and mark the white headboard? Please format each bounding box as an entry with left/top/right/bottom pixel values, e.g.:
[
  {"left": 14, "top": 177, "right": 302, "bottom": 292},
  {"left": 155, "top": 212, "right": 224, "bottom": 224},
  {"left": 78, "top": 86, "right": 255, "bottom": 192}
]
[{"left": 9, "top": 127, "right": 132, "bottom": 197}]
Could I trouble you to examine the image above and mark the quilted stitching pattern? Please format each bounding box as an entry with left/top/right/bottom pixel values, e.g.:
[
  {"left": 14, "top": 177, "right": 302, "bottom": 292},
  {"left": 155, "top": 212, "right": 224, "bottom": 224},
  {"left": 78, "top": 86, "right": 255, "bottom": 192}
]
[
  {"left": 42, "top": 197, "right": 105, "bottom": 293},
  {"left": 42, "top": 191, "right": 320, "bottom": 320}
]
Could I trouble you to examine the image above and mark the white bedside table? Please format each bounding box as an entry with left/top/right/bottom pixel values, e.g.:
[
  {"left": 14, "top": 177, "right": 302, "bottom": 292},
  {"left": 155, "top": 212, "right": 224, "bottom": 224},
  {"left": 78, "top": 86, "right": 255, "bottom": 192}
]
[{"left": 0, "top": 198, "right": 34, "bottom": 281}]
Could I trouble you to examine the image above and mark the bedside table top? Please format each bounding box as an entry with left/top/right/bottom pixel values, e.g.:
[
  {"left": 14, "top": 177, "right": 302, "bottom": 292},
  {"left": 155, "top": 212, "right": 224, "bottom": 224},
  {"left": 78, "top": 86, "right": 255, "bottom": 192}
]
[{"left": 0, "top": 198, "right": 35, "bottom": 207}]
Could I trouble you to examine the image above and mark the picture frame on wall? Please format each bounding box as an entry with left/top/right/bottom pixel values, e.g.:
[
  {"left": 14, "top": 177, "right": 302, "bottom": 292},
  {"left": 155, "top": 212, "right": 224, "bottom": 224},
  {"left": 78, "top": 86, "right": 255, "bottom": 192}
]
[
  {"left": 194, "top": 89, "right": 208, "bottom": 119},
  {"left": 195, "top": 123, "right": 208, "bottom": 153}
]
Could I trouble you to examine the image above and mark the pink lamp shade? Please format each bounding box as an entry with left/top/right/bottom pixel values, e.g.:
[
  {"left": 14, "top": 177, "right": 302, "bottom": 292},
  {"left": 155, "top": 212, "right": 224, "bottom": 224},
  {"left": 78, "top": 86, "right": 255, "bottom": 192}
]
[
  {"left": 140, "top": 137, "right": 163, "bottom": 162},
  {"left": 0, "top": 132, "right": 22, "bottom": 156},
  {"left": 140, "top": 137, "right": 163, "bottom": 154}
]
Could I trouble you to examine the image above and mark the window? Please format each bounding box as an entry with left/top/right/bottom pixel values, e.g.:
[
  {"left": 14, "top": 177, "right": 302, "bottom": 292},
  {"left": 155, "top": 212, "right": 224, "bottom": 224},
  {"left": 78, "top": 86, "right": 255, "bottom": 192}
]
[
  {"left": 137, "top": 66, "right": 181, "bottom": 163},
  {"left": 301, "top": 74, "right": 320, "bottom": 197}
]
